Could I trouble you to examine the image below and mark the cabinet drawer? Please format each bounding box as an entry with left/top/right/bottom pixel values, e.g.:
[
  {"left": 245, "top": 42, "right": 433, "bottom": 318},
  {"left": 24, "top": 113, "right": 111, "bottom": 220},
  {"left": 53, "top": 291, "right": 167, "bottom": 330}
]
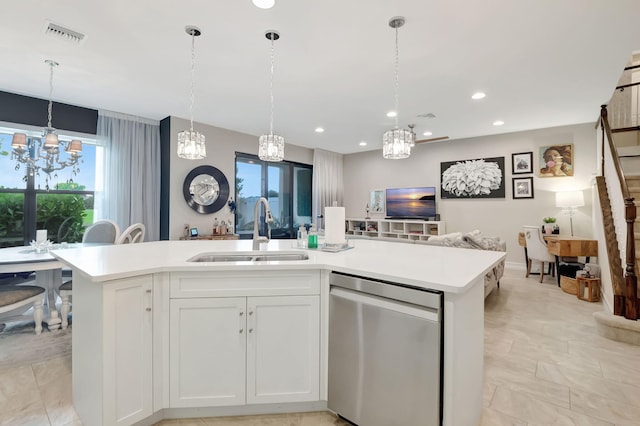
[{"left": 170, "top": 270, "right": 320, "bottom": 298}]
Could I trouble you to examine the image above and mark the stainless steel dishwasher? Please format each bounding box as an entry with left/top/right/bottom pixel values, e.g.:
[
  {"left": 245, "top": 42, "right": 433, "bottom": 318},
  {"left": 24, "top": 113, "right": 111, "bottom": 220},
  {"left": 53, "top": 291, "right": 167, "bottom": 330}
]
[{"left": 328, "top": 272, "right": 443, "bottom": 426}]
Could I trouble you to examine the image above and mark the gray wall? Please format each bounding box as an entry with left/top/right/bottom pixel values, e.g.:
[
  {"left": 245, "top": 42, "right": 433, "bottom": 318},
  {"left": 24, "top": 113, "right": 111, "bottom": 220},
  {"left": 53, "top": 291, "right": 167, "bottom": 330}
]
[
  {"left": 343, "top": 123, "right": 598, "bottom": 266},
  {"left": 168, "top": 117, "right": 313, "bottom": 240}
]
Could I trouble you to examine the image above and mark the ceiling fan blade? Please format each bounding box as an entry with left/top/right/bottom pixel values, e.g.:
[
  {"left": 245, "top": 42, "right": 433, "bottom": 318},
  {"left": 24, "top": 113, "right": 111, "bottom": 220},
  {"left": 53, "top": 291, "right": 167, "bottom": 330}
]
[{"left": 414, "top": 136, "right": 449, "bottom": 144}]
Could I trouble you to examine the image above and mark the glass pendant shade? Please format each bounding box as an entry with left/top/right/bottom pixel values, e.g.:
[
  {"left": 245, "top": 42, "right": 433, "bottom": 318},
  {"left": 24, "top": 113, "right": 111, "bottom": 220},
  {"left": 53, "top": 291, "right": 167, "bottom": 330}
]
[
  {"left": 382, "top": 128, "right": 413, "bottom": 159},
  {"left": 11, "top": 133, "right": 27, "bottom": 149},
  {"left": 258, "top": 133, "right": 284, "bottom": 162},
  {"left": 177, "top": 130, "right": 206, "bottom": 160}
]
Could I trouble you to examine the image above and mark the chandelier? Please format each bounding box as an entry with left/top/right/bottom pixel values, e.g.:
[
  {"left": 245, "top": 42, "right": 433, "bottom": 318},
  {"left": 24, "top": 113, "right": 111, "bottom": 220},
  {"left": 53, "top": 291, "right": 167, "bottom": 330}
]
[
  {"left": 11, "top": 60, "right": 82, "bottom": 190},
  {"left": 258, "top": 30, "right": 285, "bottom": 162},
  {"left": 177, "top": 26, "right": 206, "bottom": 160},
  {"left": 382, "top": 16, "right": 414, "bottom": 160}
]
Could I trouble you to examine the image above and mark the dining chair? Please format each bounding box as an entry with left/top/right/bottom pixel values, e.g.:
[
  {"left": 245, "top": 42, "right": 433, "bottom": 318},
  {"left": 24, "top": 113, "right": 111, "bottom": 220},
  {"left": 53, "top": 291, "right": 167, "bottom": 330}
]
[
  {"left": 523, "top": 225, "right": 556, "bottom": 283},
  {"left": 116, "top": 223, "right": 145, "bottom": 244},
  {"left": 59, "top": 280, "right": 72, "bottom": 330},
  {"left": 82, "top": 219, "right": 120, "bottom": 244},
  {"left": 0, "top": 285, "right": 45, "bottom": 334}
]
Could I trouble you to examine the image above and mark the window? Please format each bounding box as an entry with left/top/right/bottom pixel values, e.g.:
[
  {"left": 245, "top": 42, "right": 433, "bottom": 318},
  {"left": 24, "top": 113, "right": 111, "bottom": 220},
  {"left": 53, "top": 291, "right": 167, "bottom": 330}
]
[
  {"left": 0, "top": 126, "right": 99, "bottom": 247},
  {"left": 235, "top": 153, "right": 312, "bottom": 239}
]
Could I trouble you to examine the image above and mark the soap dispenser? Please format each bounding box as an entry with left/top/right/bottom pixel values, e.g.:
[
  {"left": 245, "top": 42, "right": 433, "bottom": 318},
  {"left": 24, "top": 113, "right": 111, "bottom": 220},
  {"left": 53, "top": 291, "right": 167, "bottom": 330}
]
[{"left": 308, "top": 224, "right": 318, "bottom": 249}]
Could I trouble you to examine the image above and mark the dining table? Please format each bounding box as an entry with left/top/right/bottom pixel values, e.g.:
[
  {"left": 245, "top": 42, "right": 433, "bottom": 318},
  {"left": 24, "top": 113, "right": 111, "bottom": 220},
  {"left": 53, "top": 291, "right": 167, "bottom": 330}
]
[{"left": 0, "top": 244, "right": 77, "bottom": 331}]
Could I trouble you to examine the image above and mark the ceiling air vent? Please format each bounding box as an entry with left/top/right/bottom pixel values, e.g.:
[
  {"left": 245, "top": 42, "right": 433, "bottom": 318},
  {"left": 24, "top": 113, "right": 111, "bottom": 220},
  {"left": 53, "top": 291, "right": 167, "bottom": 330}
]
[{"left": 42, "top": 21, "right": 86, "bottom": 44}]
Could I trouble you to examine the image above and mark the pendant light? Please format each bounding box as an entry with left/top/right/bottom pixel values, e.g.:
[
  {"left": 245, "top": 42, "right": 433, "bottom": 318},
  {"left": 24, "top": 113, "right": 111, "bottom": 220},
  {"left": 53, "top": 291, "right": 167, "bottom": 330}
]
[
  {"left": 382, "top": 16, "right": 414, "bottom": 160},
  {"left": 177, "top": 26, "right": 206, "bottom": 160},
  {"left": 258, "top": 30, "right": 285, "bottom": 162}
]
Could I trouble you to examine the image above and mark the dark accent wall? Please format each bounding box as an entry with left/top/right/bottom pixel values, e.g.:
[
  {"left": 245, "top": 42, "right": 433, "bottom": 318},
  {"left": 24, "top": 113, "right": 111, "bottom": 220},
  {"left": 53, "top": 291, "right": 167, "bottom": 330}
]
[
  {"left": 0, "top": 91, "right": 97, "bottom": 134},
  {"left": 159, "top": 117, "right": 171, "bottom": 240}
]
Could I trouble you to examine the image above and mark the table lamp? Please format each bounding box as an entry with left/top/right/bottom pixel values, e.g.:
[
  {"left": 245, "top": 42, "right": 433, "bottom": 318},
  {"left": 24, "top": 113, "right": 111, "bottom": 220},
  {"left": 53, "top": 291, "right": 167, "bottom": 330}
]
[{"left": 555, "top": 190, "right": 585, "bottom": 236}]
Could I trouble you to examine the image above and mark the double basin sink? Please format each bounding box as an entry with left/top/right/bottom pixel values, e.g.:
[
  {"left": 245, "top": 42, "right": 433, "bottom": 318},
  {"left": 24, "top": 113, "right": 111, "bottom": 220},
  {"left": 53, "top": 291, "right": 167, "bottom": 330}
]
[{"left": 188, "top": 251, "right": 309, "bottom": 263}]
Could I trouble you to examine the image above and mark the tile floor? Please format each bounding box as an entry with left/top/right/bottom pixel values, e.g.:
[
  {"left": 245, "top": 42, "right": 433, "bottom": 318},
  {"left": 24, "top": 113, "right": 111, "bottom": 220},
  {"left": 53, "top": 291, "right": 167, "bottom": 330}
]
[{"left": 1, "top": 267, "right": 639, "bottom": 425}]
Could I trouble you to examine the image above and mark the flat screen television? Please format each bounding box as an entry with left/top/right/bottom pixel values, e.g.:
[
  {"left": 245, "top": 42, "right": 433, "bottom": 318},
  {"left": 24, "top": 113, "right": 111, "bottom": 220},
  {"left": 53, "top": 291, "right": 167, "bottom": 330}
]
[{"left": 385, "top": 187, "right": 437, "bottom": 219}]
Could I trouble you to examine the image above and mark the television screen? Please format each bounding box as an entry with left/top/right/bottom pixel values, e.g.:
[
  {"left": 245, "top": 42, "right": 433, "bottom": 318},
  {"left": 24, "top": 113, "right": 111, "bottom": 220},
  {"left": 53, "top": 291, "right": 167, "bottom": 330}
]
[{"left": 385, "top": 187, "right": 437, "bottom": 219}]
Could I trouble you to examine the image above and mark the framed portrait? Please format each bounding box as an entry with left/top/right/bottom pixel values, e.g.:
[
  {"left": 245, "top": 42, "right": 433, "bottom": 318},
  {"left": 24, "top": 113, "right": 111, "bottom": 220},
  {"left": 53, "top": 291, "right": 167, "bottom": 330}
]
[
  {"left": 512, "top": 177, "right": 534, "bottom": 199},
  {"left": 511, "top": 152, "right": 533, "bottom": 174},
  {"left": 369, "top": 189, "right": 385, "bottom": 215},
  {"left": 440, "top": 156, "right": 505, "bottom": 199},
  {"left": 539, "top": 144, "right": 574, "bottom": 177}
]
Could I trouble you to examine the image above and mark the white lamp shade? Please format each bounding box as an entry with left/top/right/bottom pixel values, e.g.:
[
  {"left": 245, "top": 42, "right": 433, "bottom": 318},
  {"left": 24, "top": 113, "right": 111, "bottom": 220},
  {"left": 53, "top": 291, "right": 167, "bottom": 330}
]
[{"left": 555, "top": 190, "right": 584, "bottom": 208}]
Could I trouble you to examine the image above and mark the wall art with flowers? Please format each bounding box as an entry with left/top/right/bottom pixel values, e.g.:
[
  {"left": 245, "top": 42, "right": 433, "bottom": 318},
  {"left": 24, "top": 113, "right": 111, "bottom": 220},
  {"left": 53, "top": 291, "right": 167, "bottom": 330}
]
[{"left": 440, "top": 156, "right": 505, "bottom": 199}]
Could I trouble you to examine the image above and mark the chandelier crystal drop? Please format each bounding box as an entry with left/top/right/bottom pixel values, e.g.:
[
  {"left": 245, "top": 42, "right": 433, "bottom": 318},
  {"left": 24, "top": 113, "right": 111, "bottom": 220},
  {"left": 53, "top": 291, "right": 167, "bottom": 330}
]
[
  {"left": 177, "top": 26, "right": 206, "bottom": 160},
  {"left": 258, "top": 30, "right": 285, "bottom": 162},
  {"left": 382, "top": 16, "right": 414, "bottom": 160},
  {"left": 11, "top": 60, "right": 82, "bottom": 190}
]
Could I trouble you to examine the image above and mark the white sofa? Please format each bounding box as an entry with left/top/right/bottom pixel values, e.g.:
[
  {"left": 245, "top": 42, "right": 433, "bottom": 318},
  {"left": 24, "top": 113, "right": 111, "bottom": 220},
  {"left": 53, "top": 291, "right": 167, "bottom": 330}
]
[{"left": 419, "top": 230, "right": 506, "bottom": 298}]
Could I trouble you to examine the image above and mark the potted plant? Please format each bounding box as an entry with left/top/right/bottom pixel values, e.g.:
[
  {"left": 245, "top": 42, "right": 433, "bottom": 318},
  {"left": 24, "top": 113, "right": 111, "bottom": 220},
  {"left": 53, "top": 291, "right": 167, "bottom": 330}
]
[{"left": 542, "top": 217, "right": 556, "bottom": 234}]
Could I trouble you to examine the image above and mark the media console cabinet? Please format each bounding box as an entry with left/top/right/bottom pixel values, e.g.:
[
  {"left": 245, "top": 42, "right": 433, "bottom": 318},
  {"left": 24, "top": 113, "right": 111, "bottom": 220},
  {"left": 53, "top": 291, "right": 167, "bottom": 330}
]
[{"left": 346, "top": 218, "right": 445, "bottom": 242}]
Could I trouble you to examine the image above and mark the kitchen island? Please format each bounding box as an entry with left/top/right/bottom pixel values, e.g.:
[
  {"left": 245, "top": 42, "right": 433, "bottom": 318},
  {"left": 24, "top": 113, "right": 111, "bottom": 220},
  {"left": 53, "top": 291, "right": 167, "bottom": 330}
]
[{"left": 52, "top": 239, "right": 505, "bottom": 426}]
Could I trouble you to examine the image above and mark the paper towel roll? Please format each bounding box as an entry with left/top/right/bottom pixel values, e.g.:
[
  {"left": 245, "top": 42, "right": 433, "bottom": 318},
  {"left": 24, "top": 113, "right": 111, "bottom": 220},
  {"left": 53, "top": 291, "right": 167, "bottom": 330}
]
[{"left": 324, "top": 207, "right": 346, "bottom": 245}]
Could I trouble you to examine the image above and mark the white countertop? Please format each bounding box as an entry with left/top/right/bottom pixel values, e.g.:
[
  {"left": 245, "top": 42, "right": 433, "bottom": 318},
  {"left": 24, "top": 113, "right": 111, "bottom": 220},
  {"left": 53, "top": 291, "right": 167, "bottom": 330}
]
[{"left": 51, "top": 239, "right": 505, "bottom": 294}]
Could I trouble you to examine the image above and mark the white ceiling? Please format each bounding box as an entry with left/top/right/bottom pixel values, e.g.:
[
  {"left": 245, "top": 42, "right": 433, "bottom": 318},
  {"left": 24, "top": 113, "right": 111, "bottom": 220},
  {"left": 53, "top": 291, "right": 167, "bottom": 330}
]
[{"left": 1, "top": 0, "right": 639, "bottom": 155}]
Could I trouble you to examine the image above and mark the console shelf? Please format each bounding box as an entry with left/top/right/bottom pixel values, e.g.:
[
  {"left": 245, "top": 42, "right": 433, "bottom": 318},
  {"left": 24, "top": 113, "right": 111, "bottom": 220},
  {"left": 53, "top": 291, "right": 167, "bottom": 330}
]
[{"left": 346, "top": 218, "right": 445, "bottom": 242}]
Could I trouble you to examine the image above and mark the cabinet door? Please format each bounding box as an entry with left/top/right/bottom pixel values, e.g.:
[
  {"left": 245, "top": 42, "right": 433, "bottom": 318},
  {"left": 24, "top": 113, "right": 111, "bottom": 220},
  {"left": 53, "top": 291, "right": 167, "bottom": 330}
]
[
  {"left": 170, "top": 297, "right": 246, "bottom": 407},
  {"left": 103, "top": 275, "right": 153, "bottom": 426},
  {"left": 247, "top": 296, "right": 320, "bottom": 404}
]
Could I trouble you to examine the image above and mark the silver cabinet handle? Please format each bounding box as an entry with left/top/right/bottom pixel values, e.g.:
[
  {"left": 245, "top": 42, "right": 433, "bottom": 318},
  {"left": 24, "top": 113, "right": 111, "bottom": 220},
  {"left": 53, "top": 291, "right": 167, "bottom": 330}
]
[
  {"left": 249, "top": 328, "right": 253, "bottom": 333},
  {"left": 239, "top": 311, "right": 244, "bottom": 316},
  {"left": 239, "top": 329, "right": 244, "bottom": 334},
  {"left": 146, "top": 307, "right": 151, "bottom": 312},
  {"left": 146, "top": 289, "right": 151, "bottom": 293},
  {"left": 249, "top": 311, "right": 254, "bottom": 315}
]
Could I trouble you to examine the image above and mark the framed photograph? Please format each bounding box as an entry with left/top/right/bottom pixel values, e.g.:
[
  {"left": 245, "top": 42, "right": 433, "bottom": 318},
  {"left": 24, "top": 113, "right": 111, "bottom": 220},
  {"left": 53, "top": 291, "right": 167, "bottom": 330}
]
[
  {"left": 512, "top": 151, "right": 533, "bottom": 174},
  {"left": 369, "top": 190, "right": 385, "bottom": 215},
  {"left": 539, "top": 144, "right": 574, "bottom": 177},
  {"left": 440, "top": 156, "right": 505, "bottom": 199},
  {"left": 512, "top": 177, "right": 534, "bottom": 199},
  {"left": 189, "top": 227, "right": 199, "bottom": 237}
]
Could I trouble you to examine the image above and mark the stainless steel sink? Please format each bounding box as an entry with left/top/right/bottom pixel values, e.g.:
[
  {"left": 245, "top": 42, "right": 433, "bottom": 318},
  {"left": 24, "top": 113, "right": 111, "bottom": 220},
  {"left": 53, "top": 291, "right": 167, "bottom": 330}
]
[{"left": 187, "top": 252, "right": 309, "bottom": 262}]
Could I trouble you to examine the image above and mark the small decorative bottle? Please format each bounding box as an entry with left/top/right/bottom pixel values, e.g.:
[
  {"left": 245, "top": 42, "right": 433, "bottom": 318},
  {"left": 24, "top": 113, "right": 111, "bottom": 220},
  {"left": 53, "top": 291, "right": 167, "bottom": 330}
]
[
  {"left": 213, "top": 217, "right": 219, "bottom": 235},
  {"left": 220, "top": 220, "right": 227, "bottom": 235},
  {"left": 308, "top": 224, "right": 318, "bottom": 249}
]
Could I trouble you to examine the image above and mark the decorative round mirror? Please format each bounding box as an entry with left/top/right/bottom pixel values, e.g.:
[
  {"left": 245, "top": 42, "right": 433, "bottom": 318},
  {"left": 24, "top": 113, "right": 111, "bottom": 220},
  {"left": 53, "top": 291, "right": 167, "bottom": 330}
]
[{"left": 183, "top": 165, "right": 230, "bottom": 214}]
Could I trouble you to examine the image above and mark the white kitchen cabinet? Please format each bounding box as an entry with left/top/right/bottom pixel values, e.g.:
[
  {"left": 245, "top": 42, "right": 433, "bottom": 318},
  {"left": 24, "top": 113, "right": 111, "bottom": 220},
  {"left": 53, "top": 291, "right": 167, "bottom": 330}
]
[
  {"left": 169, "top": 295, "right": 319, "bottom": 408},
  {"left": 247, "top": 295, "right": 320, "bottom": 404},
  {"left": 73, "top": 274, "right": 153, "bottom": 426},
  {"left": 169, "top": 297, "right": 246, "bottom": 407}
]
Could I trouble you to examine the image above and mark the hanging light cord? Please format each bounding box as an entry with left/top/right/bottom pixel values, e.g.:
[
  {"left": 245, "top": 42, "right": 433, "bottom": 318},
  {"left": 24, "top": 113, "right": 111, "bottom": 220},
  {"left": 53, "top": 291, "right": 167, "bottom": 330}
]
[
  {"left": 393, "top": 25, "right": 400, "bottom": 130},
  {"left": 47, "top": 62, "right": 54, "bottom": 128},
  {"left": 189, "top": 31, "right": 196, "bottom": 133},
  {"left": 269, "top": 35, "right": 275, "bottom": 135}
]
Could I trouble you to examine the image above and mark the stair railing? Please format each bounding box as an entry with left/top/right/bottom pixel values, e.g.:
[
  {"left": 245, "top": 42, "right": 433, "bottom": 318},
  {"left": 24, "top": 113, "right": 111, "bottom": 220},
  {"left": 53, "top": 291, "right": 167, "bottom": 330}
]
[{"left": 600, "top": 105, "right": 638, "bottom": 319}]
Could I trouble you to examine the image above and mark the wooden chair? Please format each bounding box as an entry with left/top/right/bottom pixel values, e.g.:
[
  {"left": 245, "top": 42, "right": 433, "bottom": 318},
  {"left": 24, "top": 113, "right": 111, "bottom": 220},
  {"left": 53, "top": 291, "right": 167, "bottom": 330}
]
[
  {"left": 116, "top": 223, "right": 145, "bottom": 244},
  {"left": 0, "top": 285, "right": 45, "bottom": 334},
  {"left": 59, "top": 280, "right": 72, "bottom": 330},
  {"left": 523, "top": 225, "right": 556, "bottom": 283}
]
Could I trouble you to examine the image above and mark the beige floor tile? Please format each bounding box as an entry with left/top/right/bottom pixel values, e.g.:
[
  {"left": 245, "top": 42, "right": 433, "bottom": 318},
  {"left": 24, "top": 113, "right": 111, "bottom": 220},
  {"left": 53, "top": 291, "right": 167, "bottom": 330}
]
[
  {"left": 569, "top": 388, "right": 640, "bottom": 424},
  {"left": 299, "top": 411, "right": 349, "bottom": 425},
  {"left": 32, "top": 355, "right": 72, "bottom": 388},
  {"left": 480, "top": 407, "right": 527, "bottom": 425},
  {"left": 0, "top": 365, "right": 49, "bottom": 426},
  {"left": 490, "top": 386, "right": 613, "bottom": 425},
  {"left": 38, "top": 375, "right": 82, "bottom": 426}
]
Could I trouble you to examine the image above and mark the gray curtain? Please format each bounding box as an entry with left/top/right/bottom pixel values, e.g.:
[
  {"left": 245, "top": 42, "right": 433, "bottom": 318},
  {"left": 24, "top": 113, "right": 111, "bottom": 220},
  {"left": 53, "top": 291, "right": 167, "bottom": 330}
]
[
  {"left": 312, "top": 149, "right": 344, "bottom": 229},
  {"left": 96, "top": 110, "right": 161, "bottom": 241}
]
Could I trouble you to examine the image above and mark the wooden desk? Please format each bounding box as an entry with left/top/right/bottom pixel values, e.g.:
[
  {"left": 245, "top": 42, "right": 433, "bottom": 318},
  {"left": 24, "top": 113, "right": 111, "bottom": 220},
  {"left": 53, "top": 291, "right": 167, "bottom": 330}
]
[{"left": 518, "top": 232, "right": 598, "bottom": 285}]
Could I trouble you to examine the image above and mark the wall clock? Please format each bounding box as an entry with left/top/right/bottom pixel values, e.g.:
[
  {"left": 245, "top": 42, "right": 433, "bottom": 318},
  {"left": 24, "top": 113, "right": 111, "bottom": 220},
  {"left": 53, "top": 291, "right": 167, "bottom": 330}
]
[{"left": 183, "top": 165, "right": 230, "bottom": 214}]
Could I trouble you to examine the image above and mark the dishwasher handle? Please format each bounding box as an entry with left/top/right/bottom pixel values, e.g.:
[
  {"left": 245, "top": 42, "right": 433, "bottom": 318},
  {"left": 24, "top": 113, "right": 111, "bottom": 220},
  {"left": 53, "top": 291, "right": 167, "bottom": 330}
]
[{"left": 330, "top": 287, "right": 440, "bottom": 322}]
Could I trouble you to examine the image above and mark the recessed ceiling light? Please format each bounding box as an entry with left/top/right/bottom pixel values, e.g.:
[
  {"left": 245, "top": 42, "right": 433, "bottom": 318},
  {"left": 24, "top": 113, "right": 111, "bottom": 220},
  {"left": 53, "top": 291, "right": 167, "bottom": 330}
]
[
  {"left": 386, "top": 111, "right": 397, "bottom": 118},
  {"left": 315, "top": 127, "right": 324, "bottom": 133},
  {"left": 493, "top": 120, "right": 505, "bottom": 126},
  {"left": 471, "top": 92, "right": 486, "bottom": 100},
  {"left": 423, "top": 131, "right": 433, "bottom": 136},
  {"left": 359, "top": 141, "right": 368, "bottom": 146},
  {"left": 252, "top": 0, "right": 275, "bottom": 9}
]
